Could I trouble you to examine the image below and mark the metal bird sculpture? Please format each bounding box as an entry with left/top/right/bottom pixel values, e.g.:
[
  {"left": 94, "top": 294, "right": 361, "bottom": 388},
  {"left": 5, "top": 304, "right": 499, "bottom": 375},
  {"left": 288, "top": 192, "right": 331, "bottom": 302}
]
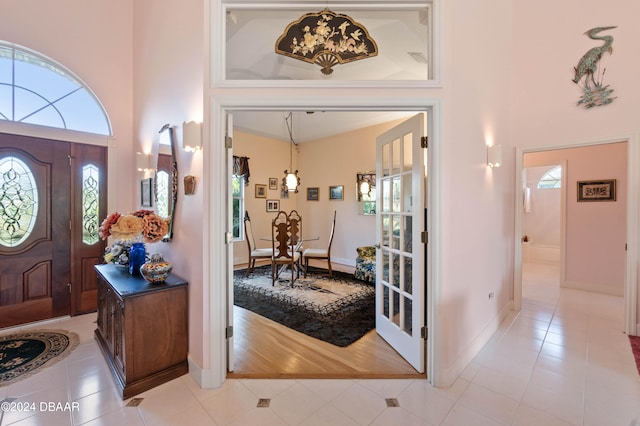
[{"left": 572, "top": 26, "right": 617, "bottom": 108}]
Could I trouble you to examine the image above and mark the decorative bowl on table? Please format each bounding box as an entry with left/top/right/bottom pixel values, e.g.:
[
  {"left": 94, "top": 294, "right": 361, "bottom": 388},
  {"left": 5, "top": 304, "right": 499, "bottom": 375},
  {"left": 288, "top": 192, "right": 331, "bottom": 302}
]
[{"left": 140, "top": 254, "right": 173, "bottom": 284}]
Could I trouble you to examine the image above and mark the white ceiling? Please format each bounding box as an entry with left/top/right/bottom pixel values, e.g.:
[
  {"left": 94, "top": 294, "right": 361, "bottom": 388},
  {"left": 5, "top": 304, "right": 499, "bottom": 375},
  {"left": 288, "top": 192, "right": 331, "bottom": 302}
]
[{"left": 232, "top": 110, "right": 416, "bottom": 143}]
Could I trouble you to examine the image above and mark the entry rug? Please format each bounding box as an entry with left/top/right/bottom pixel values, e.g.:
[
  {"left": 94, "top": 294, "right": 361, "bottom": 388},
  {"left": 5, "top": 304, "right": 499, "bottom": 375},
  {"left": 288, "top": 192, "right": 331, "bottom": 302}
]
[
  {"left": 631, "top": 335, "right": 640, "bottom": 376},
  {"left": 234, "top": 266, "right": 375, "bottom": 347},
  {"left": 0, "top": 330, "right": 79, "bottom": 387}
]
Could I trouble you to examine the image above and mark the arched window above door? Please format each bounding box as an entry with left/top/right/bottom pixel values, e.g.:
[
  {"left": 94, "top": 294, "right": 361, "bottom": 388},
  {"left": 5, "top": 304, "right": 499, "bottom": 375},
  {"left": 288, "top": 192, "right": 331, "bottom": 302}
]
[
  {"left": 537, "top": 166, "right": 562, "bottom": 189},
  {"left": 0, "top": 42, "right": 111, "bottom": 135}
]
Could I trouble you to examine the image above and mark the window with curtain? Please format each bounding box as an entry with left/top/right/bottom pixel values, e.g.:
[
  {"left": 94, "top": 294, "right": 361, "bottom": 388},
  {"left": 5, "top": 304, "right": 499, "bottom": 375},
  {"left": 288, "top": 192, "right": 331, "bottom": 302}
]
[{"left": 232, "top": 175, "right": 245, "bottom": 240}]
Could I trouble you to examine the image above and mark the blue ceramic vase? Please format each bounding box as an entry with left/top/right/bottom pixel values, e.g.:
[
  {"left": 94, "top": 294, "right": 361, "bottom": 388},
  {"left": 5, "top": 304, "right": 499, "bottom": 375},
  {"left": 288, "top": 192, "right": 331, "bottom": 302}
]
[{"left": 128, "top": 242, "right": 146, "bottom": 275}]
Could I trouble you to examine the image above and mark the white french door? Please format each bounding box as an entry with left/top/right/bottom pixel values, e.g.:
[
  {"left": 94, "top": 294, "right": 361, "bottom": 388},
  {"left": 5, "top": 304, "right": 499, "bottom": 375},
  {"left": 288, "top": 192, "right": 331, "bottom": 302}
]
[
  {"left": 375, "top": 113, "right": 426, "bottom": 372},
  {"left": 226, "top": 112, "right": 235, "bottom": 372}
]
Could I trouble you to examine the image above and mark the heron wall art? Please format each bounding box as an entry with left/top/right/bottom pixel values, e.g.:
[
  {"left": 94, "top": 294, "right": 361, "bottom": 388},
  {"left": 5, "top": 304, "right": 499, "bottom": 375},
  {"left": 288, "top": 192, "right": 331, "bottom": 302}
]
[{"left": 572, "top": 26, "right": 617, "bottom": 109}]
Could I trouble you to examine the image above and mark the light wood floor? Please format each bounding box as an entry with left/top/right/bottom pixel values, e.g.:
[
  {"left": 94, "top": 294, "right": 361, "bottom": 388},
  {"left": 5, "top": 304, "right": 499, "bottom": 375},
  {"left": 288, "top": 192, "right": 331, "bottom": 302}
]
[{"left": 229, "top": 305, "right": 424, "bottom": 379}]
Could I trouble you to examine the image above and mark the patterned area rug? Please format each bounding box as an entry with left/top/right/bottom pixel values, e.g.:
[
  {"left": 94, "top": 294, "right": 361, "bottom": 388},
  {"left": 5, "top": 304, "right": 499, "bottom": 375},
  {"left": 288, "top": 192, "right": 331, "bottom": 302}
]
[
  {"left": 234, "top": 266, "right": 375, "bottom": 347},
  {"left": 0, "top": 330, "right": 79, "bottom": 387},
  {"left": 631, "top": 336, "right": 640, "bottom": 376}
]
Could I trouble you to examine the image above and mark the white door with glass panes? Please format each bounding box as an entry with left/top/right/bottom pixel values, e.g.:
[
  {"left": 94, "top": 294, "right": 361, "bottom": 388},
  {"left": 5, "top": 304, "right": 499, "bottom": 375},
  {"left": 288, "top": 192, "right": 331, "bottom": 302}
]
[{"left": 375, "top": 113, "right": 426, "bottom": 372}]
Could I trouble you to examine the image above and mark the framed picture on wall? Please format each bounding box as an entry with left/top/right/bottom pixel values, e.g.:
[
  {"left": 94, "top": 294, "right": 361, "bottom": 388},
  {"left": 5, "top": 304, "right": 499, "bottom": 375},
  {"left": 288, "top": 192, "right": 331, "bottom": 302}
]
[
  {"left": 141, "top": 178, "right": 153, "bottom": 207},
  {"left": 329, "top": 185, "right": 344, "bottom": 200},
  {"left": 266, "top": 199, "right": 280, "bottom": 212},
  {"left": 255, "top": 184, "right": 267, "bottom": 198},
  {"left": 268, "top": 177, "right": 278, "bottom": 190},
  {"left": 307, "top": 187, "right": 319, "bottom": 201},
  {"left": 577, "top": 179, "right": 616, "bottom": 202}
]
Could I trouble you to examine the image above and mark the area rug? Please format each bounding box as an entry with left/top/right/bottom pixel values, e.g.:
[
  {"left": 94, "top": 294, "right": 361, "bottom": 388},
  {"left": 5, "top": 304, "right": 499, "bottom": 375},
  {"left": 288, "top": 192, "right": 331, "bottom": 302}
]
[
  {"left": 0, "top": 330, "right": 79, "bottom": 387},
  {"left": 234, "top": 266, "right": 375, "bottom": 347},
  {"left": 630, "top": 336, "right": 640, "bottom": 376}
]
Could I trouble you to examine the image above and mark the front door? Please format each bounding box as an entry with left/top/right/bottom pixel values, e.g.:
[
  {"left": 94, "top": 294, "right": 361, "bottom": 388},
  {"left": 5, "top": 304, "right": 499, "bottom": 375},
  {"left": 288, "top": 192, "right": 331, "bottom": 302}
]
[
  {"left": 375, "top": 113, "right": 426, "bottom": 372},
  {"left": 0, "top": 133, "right": 106, "bottom": 327},
  {"left": 0, "top": 133, "right": 71, "bottom": 327}
]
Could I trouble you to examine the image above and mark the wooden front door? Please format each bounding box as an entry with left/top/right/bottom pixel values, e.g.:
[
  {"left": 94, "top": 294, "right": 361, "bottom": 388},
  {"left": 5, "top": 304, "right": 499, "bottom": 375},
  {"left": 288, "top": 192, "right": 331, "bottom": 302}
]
[
  {"left": 0, "top": 133, "right": 71, "bottom": 327},
  {"left": 0, "top": 133, "right": 106, "bottom": 328}
]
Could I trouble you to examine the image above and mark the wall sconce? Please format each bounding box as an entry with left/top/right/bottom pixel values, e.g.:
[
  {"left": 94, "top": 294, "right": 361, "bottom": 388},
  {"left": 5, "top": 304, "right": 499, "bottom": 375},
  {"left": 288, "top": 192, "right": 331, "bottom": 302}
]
[
  {"left": 356, "top": 173, "right": 375, "bottom": 201},
  {"left": 487, "top": 144, "right": 502, "bottom": 168},
  {"left": 183, "top": 121, "right": 202, "bottom": 152},
  {"left": 136, "top": 152, "right": 151, "bottom": 172},
  {"left": 184, "top": 175, "right": 196, "bottom": 195}
]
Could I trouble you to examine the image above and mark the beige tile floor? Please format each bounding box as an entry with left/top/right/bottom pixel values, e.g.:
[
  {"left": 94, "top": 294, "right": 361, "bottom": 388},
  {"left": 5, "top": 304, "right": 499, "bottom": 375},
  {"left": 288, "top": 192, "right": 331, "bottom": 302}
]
[{"left": 1, "top": 262, "right": 639, "bottom": 425}]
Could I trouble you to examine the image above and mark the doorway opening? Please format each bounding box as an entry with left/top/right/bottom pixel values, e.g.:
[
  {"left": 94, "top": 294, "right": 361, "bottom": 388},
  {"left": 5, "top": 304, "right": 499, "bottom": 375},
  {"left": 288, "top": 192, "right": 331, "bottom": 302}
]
[
  {"left": 225, "top": 109, "right": 432, "bottom": 379},
  {"left": 515, "top": 139, "right": 636, "bottom": 336}
]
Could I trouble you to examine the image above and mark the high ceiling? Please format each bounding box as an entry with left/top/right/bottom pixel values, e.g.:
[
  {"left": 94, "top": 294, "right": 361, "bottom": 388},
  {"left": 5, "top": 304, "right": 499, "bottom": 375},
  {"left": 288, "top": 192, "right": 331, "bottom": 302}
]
[{"left": 232, "top": 110, "right": 416, "bottom": 143}]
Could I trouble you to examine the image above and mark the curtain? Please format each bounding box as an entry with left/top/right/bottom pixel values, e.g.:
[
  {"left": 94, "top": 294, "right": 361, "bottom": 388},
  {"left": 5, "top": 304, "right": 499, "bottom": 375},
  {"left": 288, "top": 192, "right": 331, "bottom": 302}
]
[{"left": 233, "top": 156, "right": 250, "bottom": 186}]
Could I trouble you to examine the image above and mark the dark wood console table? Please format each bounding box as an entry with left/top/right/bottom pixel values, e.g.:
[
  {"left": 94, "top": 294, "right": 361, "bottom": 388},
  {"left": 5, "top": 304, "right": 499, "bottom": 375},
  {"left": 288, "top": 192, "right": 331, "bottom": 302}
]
[{"left": 94, "top": 264, "right": 188, "bottom": 399}]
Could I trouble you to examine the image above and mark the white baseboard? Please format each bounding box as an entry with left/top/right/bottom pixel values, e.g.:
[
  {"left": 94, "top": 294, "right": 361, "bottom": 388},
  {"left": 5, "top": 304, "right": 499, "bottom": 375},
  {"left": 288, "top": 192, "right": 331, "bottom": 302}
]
[
  {"left": 188, "top": 356, "right": 221, "bottom": 389},
  {"left": 562, "top": 280, "right": 624, "bottom": 297},
  {"left": 439, "top": 300, "right": 514, "bottom": 388}
]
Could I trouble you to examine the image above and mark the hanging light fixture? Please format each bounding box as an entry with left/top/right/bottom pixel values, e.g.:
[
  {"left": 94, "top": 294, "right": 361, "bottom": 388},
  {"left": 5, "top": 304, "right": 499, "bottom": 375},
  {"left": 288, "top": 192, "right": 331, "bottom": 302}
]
[
  {"left": 282, "top": 113, "right": 300, "bottom": 193},
  {"left": 356, "top": 172, "right": 375, "bottom": 201},
  {"left": 275, "top": 9, "right": 378, "bottom": 75}
]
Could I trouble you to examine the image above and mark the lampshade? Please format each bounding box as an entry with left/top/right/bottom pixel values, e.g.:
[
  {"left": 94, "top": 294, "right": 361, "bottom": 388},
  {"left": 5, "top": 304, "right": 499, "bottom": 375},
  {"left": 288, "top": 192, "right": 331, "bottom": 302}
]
[
  {"left": 275, "top": 10, "right": 378, "bottom": 75},
  {"left": 183, "top": 121, "right": 201, "bottom": 152},
  {"left": 487, "top": 144, "right": 502, "bottom": 168},
  {"left": 285, "top": 171, "right": 300, "bottom": 192}
]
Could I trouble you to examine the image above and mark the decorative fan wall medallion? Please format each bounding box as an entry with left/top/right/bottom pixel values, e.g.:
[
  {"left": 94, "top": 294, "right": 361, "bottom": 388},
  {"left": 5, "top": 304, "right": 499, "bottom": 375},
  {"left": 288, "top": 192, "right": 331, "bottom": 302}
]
[{"left": 275, "top": 10, "right": 378, "bottom": 75}]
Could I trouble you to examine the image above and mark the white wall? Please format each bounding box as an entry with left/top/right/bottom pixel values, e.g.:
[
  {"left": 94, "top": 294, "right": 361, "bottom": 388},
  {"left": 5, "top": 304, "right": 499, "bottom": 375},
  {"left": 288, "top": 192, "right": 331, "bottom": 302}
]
[
  {"left": 132, "top": 0, "right": 206, "bottom": 369},
  {"left": 0, "top": 0, "right": 135, "bottom": 214}
]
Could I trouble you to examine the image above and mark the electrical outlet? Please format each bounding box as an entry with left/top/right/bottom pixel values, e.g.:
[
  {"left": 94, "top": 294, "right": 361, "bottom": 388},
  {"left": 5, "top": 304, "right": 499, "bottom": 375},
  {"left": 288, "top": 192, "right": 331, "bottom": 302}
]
[{"left": 488, "top": 292, "right": 495, "bottom": 300}]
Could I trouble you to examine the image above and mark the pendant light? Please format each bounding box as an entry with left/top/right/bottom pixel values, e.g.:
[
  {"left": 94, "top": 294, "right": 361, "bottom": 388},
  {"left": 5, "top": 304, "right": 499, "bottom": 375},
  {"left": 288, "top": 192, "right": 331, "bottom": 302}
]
[{"left": 282, "top": 112, "right": 300, "bottom": 193}]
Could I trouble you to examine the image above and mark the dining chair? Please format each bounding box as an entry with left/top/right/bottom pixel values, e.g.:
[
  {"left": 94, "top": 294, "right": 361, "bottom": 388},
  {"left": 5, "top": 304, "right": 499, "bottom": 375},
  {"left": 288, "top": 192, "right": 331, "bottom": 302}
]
[
  {"left": 271, "top": 211, "right": 301, "bottom": 286},
  {"left": 288, "top": 209, "right": 303, "bottom": 251},
  {"left": 303, "top": 210, "right": 336, "bottom": 278},
  {"left": 243, "top": 211, "right": 272, "bottom": 276}
]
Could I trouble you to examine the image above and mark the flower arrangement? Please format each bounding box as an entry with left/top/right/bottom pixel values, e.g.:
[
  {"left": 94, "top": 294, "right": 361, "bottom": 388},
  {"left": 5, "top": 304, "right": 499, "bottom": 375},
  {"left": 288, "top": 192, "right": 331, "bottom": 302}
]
[
  {"left": 99, "top": 210, "right": 169, "bottom": 266},
  {"left": 99, "top": 209, "right": 169, "bottom": 243},
  {"left": 103, "top": 239, "right": 135, "bottom": 267}
]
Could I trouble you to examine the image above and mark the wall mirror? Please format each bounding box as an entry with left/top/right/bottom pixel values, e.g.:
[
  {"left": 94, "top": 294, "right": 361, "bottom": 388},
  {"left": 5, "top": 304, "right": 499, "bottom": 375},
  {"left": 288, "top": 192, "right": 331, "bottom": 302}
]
[
  {"left": 356, "top": 172, "right": 376, "bottom": 215},
  {"left": 156, "top": 124, "right": 178, "bottom": 241}
]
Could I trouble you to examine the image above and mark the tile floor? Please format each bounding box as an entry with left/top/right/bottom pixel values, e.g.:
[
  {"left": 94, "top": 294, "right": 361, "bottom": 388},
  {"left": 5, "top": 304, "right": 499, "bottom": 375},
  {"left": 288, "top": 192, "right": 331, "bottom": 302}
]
[{"left": 1, "top": 262, "right": 639, "bottom": 425}]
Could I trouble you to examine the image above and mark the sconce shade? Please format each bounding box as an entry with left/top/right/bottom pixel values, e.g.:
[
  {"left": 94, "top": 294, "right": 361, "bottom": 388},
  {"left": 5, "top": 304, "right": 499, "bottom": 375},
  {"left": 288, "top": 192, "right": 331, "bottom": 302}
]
[
  {"left": 136, "top": 152, "right": 150, "bottom": 171},
  {"left": 487, "top": 144, "right": 502, "bottom": 168},
  {"left": 275, "top": 10, "right": 378, "bottom": 75},
  {"left": 183, "top": 121, "right": 202, "bottom": 152}
]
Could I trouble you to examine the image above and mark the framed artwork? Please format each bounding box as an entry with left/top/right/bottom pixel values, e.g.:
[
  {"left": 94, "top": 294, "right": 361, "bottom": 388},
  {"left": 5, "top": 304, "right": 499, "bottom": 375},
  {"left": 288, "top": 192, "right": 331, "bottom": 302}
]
[
  {"left": 329, "top": 185, "right": 344, "bottom": 200},
  {"left": 281, "top": 185, "right": 289, "bottom": 199},
  {"left": 577, "top": 179, "right": 616, "bottom": 202},
  {"left": 268, "top": 177, "right": 278, "bottom": 190},
  {"left": 141, "top": 178, "right": 153, "bottom": 207},
  {"left": 255, "top": 184, "right": 267, "bottom": 198},
  {"left": 307, "top": 187, "right": 319, "bottom": 201},
  {"left": 266, "top": 199, "right": 280, "bottom": 212}
]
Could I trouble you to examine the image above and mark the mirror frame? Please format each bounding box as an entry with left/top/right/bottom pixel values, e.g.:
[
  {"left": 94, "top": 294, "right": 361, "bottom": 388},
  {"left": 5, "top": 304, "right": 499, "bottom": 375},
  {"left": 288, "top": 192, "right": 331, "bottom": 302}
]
[{"left": 158, "top": 124, "right": 178, "bottom": 242}]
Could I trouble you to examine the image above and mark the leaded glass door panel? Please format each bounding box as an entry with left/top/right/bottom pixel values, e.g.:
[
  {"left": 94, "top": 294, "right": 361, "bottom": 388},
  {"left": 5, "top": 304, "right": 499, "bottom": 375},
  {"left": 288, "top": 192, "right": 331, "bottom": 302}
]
[{"left": 0, "top": 134, "right": 71, "bottom": 327}]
